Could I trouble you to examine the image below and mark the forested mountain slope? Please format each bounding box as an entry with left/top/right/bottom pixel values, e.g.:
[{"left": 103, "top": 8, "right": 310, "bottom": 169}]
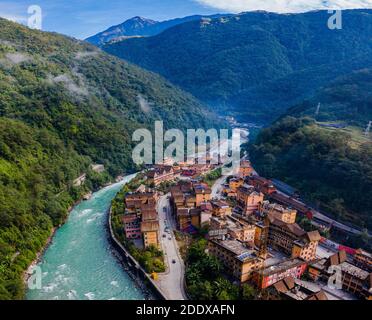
[
  {"left": 103, "top": 10, "right": 372, "bottom": 123},
  {"left": 250, "top": 70, "right": 372, "bottom": 241},
  {"left": 0, "top": 18, "right": 219, "bottom": 299}
]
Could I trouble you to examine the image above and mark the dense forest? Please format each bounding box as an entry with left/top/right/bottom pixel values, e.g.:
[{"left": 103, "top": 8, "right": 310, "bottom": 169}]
[
  {"left": 103, "top": 10, "right": 372, "bottom": 123},
  {"left": 0, "top": 18, "right": 220, "bottom": 299},
  {"left": 250, "top": 117, "right": 372, "bottom": 234},
  {"left": 284, "top": 69, "right": 372, "bottom": 126}
]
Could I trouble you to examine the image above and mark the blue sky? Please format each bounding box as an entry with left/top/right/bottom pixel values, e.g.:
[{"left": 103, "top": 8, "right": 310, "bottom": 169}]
[
  {"left": 1, "top": 1, "right": 372, "bottom": 39},
  {"left": 0, "top": 0, "right": 227, "bottom": 39}
]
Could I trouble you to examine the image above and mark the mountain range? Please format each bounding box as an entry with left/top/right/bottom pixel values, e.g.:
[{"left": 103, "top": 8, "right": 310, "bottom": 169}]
[
  {"left": 86, "top": 14, "right": 228, "bottom": 46},
  {"left": 102, "top": 10, "right": 372, "bottom": 123}
]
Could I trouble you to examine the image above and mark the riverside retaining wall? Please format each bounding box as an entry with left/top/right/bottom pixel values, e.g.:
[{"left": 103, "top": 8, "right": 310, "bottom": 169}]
[{"left": 107, "top": 207, "right": 167, "bottom": 300}]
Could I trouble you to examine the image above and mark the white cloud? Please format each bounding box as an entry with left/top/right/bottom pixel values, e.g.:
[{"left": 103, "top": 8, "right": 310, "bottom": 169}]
[{"left": 195, "top": 0, "right": 372, "bottom": 13}]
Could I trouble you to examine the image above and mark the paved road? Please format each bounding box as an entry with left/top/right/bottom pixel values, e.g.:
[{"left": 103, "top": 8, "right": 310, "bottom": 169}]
[
  {"left": 211, "top": 175, "right": 227, "bottom": 199},
  {"left": 156, "top": 194, "right": 186, "bottom": 300}
]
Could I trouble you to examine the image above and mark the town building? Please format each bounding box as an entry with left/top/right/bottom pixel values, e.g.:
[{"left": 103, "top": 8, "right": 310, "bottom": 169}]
[
  {"left": 238, "top": 160, "right": 254, "bottom": 177},
  {"left": 255, "top": 215, "right": 321, "bottom": 262},
  {"left": 194, "top": 183, "right": 212, "bottom": 207},
  {"left": 146, "top": 165, "right": 175, "bottom": 186},
  {"left": 268, "top": 276, "right": 328, "bottom": 300},
  {"left": 141, "top": 220, "right": 160, "bottom": 248},
  {"left": 229, "top": 177, "right": 244, "bottom": 192},
  {"left": 354, "top": 248, "right": 372, "bottom": 272},
  {"left": 246, "top": 176, "right": 276, "bottom": 195},
  {"left": 260, "top": 201, "right": 297, "bottom": 224},
  {"left": 253, "top": 258, "right": 308, "bottom": 289},
  {"left": 123, "top": 190, "right": 160, "bottom": 248},
  {"left": 208, "top": 239, "right": 263, "bottom": 283},
  {"left": 122, "top": 214, "right": 141, "bottom": 239},
  {"left": 209, "top": 215, "right": 256, "bottom": 243},
  {"left": 170, "top": 181, "right": 211, "bottom": 232},
  {"left": 308, "top": 251, "right": 372, "bottom": 299},
  {"left": 210, "top": 200, "right": 232, "bottom": 217},
  {"left": 141, "top": 210, "right": 160, "bottom": 248},
  {"left": 124, "top": 191, "right": 157, "bottom": 215},
  {"left": 237, "top": 184, "right": 264, "bottom": 215}
]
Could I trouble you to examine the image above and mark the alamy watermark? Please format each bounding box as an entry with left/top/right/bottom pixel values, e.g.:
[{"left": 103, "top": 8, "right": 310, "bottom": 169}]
[
  {"left": 327, "top": 265, "right": 343, "bottom": 290},
  {"left": 328, "top": 10, "right": 342, "bottom": 30},
  {"left": 132, "top": 121, "right": 243, "bottom": 176},
  {"left": 27, "top": 266, "right": 42, "bottom": 290}
]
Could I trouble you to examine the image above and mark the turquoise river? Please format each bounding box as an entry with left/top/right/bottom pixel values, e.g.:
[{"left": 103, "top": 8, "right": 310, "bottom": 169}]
[{"left": 26, "top": 174, "right": 146, "bottom": 300}]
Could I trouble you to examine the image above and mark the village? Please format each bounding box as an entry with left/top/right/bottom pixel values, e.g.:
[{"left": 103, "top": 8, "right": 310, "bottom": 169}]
[{"left": 117, "top": 156, "right": 372, "bottom": 301}]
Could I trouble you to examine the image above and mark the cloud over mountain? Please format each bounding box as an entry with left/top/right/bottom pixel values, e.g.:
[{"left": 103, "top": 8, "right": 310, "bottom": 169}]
[{"left": 195, "top": 0, "right": 372, "bottom": 13}]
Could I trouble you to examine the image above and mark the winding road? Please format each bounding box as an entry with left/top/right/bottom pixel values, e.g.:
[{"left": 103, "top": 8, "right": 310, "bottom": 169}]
[{"left": 156, "top": 194, "right": 187, "bottom": 300}]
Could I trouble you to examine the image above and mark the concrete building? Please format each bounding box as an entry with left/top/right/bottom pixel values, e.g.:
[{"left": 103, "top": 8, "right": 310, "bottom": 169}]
[
  {"left": 237, "top": 184, "right": 264, "bottom": 215},
  {"left": 246, "top": 176, "right": 276, "bottom": 195},
  {"left": 354, "top": 248, "right": 372, "bottom": 272},
  {"left": 146, "top": 165, "right": 175, "bottom": 186},
  {"left": 208, "top": 239, "right": 263, "bottom": 283},
  {"left": 122, "top": 214, "right": 141, "bottom": 239},
  {"left": 254, "top": 258, "right": 307, "bottom": 289},
  {"left": 170, "top": 181, "right": 211, "bottom": 232},
  {"left": 238, "top": 160, "right": 254, "bottom": 177},
  {"left": 308, "top": 251, "right": 372, "bottom": 299},
  {"left": 210, "top": 200, "right": 232, "bottom": 217},
  {"left": 260, "top": 201, "right": 297, "bottom": 224},
  {"left": 209, "top": 215, "right": 256, "bottom": 243},
  {"left": 255, "top": 215, "right": 321, "bottom": 262}
]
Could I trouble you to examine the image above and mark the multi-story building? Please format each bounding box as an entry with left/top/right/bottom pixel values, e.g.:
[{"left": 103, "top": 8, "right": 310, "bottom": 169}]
[
  {"left": 210, "top": 200, "right": 232, "bottom": 217},
  {"left": 141, "top": 221, "right": 160, "bottom": 248},
  {"left": 146, "top": 165, "right": 175, "bottom": 186},
  {"left": 354, "top": 248, "right": 372, "bottom": 272},
  {"left": 141, "top": 210, "right": 160, "bottom": 248},
  {"left": 122, "top": 214, "right": 141, "bottom": 239},
  {"left": 260, "top": 201, "right": 297, "bottom": 224},
  {"left": 246, "top": 176, "right": 276, "bottom": 195},
  {"left": 229, "top": 177, "right": 244, "bottom": 192},
  {"left": 124, "top": 191, "right": 157, "bottom": 214},
  {"left": 238, "top": 160, "right": 254, "bottom": 177},
  {"left": 124, "top": 190, "right": 159, "bottom": 247},
  {"left": 177, "top": 207, "right": 201, "bottom": 231},
  {"left": 209, "top": 215, "right": 256, "bottom": 243},
  {"left": 170, "top": 181, "right": 211, "bottom": 231},
  {"left": 254, "top": 258, "right": 308, "bottom": 289},
  {"left": 194, "top": 183, "right": 212, "bottom": 207},
  {"left": 308, "top": 251, "right": 372, "bottom": 299},
  {"left": 208, "top": 239, "right": 263, "bottom": 283},
  {"left": 255, "top": 216, "right": 320, "bottom": 262},
  {"left": 237, "top": 184, "right": 264, "bottom": 215}
]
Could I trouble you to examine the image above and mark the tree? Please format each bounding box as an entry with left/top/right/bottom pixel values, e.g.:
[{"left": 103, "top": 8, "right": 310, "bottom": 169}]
[{"left": 242, "top": 283, "right": 256, "bottom": 300}]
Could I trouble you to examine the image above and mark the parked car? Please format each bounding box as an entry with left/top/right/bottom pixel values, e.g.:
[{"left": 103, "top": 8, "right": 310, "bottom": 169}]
[
  {"left": 168, "top": 237, "right": 172, "bottom": 240},
  {"left": 162, "top": 234, "right": 166, "bottom": 238}
]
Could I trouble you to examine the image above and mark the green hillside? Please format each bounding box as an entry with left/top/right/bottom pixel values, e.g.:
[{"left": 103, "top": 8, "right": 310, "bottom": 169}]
[
  {"left": 285, "top": 69, "right": 372, "bottom": 126},
  {"left": 103, "top": 10, "right": 372, "bottom": 123},
  {"left": 250, "top": 69, "right": 372, "bottom": 238},
  {"left": 0, "top": 18, "right": 220, "bottom": 299}
]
